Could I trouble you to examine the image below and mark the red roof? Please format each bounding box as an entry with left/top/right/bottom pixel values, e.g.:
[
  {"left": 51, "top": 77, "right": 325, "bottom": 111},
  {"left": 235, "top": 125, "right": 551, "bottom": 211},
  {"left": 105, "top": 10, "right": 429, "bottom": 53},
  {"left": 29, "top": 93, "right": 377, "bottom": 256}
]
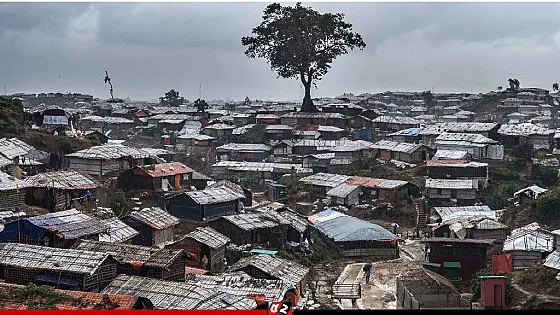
[
  {"left": 0, "top": 283, "right": 137, "bottom": 310},
  {"left": 426, "top": 160, "right": 468, "bottom": 166},
  {"left": 185, "top": 267, "right": 209, "bottom": 275},
  {"left": 345, "top": 177, "right": 384, "bottom": 188},
  {"left": 135, "top": 162, "right": 194, "bottom": 177}
]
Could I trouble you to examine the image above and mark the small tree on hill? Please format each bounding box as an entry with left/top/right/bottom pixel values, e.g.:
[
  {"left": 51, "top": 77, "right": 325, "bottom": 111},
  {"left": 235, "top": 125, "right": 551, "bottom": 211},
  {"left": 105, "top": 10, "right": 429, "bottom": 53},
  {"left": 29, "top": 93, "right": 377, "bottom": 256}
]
[
  {"left": 242, "top": 2, "right": 366, "bottom": 113},
  {"left": 553, "top": 83, "right": 559, "bottom": 92}
]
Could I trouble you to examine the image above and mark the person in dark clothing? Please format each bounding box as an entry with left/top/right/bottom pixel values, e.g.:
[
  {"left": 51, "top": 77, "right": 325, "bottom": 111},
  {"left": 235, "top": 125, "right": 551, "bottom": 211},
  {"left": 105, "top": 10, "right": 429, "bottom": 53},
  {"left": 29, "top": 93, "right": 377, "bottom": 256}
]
[
  {"left": 363, "top": 262, "right": 372, "bottom": 283},
  {"left": 86, "top": 190, "right": 92, "bottom": 202}
]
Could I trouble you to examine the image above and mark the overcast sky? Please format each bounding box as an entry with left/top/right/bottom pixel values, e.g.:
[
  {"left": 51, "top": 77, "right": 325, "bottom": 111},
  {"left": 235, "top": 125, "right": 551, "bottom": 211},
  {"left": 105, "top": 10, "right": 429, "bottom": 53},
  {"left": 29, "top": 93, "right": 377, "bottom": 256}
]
[{"left": 1, "top": 2, "right": 560, "bottom": 102}]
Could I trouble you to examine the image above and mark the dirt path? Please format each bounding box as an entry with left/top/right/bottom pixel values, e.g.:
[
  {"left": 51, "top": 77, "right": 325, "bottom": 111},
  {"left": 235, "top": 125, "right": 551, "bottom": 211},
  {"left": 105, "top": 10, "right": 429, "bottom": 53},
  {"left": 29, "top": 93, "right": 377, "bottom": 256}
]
[
  {"left": 333, "top": 239, "right": 426, "bottom": 310},
  {"left": 511, "top": 281, "right": 560, "bottom": 302}
]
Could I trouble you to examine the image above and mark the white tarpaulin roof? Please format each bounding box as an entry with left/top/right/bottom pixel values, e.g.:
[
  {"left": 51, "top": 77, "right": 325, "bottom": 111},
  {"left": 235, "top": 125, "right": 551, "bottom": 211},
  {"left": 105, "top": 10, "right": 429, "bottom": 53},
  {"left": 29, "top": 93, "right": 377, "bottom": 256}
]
[{"left": 503, "top": 222, "right": 555, "bottom": 252}]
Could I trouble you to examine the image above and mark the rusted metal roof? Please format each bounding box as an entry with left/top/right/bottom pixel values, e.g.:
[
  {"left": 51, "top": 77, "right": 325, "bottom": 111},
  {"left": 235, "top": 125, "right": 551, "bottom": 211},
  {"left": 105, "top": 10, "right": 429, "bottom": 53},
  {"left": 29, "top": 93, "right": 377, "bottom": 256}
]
[
  {"left": 135, "top": 162, "right": 194, "bottom": 178},
  {"left": 345, "top": 177, "right": 384, "bottom": 188}
]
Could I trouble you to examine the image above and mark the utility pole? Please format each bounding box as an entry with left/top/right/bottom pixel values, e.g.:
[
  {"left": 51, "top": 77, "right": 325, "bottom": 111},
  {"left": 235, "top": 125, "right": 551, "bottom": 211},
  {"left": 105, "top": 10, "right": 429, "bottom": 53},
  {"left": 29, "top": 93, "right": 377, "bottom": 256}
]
[
  {"left": 3, "top": 84, "right": 6, "bottom": 96},
  {"left": 199, "top": 83, "right": 202, "bottom": 99}
]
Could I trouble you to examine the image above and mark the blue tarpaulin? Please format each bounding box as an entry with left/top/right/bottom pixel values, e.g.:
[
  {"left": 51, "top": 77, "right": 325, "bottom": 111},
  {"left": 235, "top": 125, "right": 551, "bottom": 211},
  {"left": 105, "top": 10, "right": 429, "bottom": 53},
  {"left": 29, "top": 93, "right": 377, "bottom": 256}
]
[{"left": 0, "top": 219, "right": 49, "bottom": 242}]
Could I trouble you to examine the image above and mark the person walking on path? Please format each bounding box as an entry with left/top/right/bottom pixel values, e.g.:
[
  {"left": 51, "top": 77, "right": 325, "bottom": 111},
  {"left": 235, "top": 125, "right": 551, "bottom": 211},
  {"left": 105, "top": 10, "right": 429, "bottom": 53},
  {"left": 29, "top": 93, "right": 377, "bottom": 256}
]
[
  {"left": 392, "top": 222, "right": 399, "bottom": 235},
  {"left": 363, "top": 262, "right": 372, "bottom": 284}
]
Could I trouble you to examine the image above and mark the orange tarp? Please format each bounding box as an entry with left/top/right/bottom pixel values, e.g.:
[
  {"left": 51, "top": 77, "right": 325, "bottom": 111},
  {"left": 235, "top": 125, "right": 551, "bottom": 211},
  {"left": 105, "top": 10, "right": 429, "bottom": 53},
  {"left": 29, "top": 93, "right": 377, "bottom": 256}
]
[
  {"left": 132, "top": 261, "right": 144, "bottom": 271},
  {"left": 492, "top": 253, "right": 513, "bottom": 275},
  {"left": 174, "top": 174, "right": 181, "bottom": 190}
]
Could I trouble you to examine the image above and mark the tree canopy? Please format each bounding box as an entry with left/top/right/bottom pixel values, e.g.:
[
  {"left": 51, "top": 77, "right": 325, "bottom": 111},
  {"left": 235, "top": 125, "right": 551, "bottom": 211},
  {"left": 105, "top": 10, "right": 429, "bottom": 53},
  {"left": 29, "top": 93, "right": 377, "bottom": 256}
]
[
  {"left": 507, "top": 78, "right": 520, "bottom": 91},
  {"left": 553, "top": 83, "right": 559, "bottom": 92},
  {"left": 160, "top": 89, "right": 185, "bottom": 107},
  {"left": 194, "top": 98, "right": 209, "bottom": 115},
  {"left": 421, "top": 90, "right": 434, "bottom": 113},
  {"left": 241, "top": 2, "right": 366, "bottom": 112}
]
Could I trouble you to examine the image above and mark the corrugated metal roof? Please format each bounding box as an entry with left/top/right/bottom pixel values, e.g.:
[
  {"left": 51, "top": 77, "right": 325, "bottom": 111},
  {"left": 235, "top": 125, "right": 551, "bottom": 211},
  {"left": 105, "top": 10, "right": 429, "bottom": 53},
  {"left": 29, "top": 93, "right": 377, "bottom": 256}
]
[
  {"left": 435, "top": 133, "right": 497, "bottom": 144},
  {"left": 27, "top": 208, "right": 108, "bottom": 239},
  {"left": 0, "top": 171, "right": 30, "bottom": 191},
  {"left": 503, "top": 222, "right": 555, "bottom": 252},
  {"left": 421, "top": 237, "right": 493, "bottom": 245},
  {"left": 371, "top": 140, "right": 424, "bottom": 154},
  {"left": 24, "top": 170, "right": 98, "bottom": 190},
  {"left": 216, "top": 143, "right": 271, "bottom": 152},
  {"left": 66, "top": 144, "right": 153, "bottom": 160},
  {"left": 265, "top": 124, "right": 293, "bottom": 131},
  {"left": 182, "top": 227, "right": 230, "bottom": 249},
  {"left": 281, "top": 112, "right": 346, "bottom": 119},
  {"left": 426, "top": 160, "right": 488, "bottom": 168},
  {"left": 372, "top": 116, "right": 419, "bottom": 125},
  {"left": 0, "top": 138, "right": 34, "bottom": 160},
  {"left": 279, "top": 211, "right": 308, "bottom": 233},
  {"left": 326, "top": 183, "right": 360, "bottom": 198},
  {"left": 315, "top": 214, "right": 398, "bottom": 242},
  {"left": 433, "top": 206, "right": 495, "bottom": 223},
  {"left": 81, "top": 115, "right": 134, "bottom": 124},
  {"left": 135, "top": 162, "right": 194, "bottom": 178},
  {"left": 185, "top": 187, "right": 244, "bottom": 205},
  {"left": 128, "top": 207, "right": 180, "bottom": 230},
  {"left": 228, "top": 254, "right": 309, "bottom": 286},
  {"left": 232, "top": 124, "right": 256, "bottom": 135},
  {"left": 192, "top": 171, "right": 211, "bottom": 181},
  {"left": 425, "top": 178, "right": 476, "bottom": 189},
  {"left": 299, "top": 172, "right": 351, "bottom": 188},
  {"left": 177, "top": 134, "right": 215, "bottom": 141},
  {"left": 185, "top": 273, "right": 287, "bottom": 302},
  {"left": 432, "top": 150, "right": 469, "bottom": 160},
  {"left": 0, "top": 243, "right": 109, "bottom": 275},
  {"left": 317, "top": 125, "right": 344, "bottom": 132},
  {"left": 498, "top": 123, "right": 554, "bottom": 136},
  {"left": 544, "top": 250, "right": 560, "bottom": 270},
  {"left": 102, "top": 275, "right": 257, "bottom": 310},
  {"left": 212, "top": 161, "right": 309, "bottom": 174},
  {"left": 99, "top": 217, "right": 139, "bottom": 243},
  {"left": 376, "top": 179, "right": 408, "bottom": 189},
  {"left": 204, "top": 123, "right": 235, "bottom": 130},
  {"left": 222, "top": 211, "right": 290, "bottom": 230},
  {"left": 344, "top": 177, "right": 383, "bottom": 188}
]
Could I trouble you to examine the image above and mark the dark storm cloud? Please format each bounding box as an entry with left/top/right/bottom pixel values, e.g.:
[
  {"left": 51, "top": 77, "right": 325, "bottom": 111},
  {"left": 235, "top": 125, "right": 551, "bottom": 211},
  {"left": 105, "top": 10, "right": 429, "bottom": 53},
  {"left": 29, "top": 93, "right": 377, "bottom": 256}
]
[{"left": 0, "top": 2, "right": 560, "bottom": 101}]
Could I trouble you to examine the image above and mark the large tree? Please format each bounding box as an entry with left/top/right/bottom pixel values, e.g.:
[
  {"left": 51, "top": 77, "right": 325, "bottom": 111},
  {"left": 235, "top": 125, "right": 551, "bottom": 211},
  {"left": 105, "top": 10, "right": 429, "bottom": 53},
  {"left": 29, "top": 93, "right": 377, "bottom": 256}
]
[
  {"left": 241, "top": 2, "right": 366, "bottom": 112},
  {"left": 422, "top": 90, "right": 434, "bottom": 114},
  {"left": 194, "top": 98, "right": 209, "bottom": 116},
  {"left": 160, "top": 89, "right": 184, "bottom": 107}
]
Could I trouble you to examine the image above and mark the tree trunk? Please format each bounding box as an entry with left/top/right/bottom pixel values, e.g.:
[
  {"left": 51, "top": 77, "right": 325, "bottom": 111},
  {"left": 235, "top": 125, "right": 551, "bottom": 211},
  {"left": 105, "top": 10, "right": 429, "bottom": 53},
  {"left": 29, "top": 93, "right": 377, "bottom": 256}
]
[{"left": 301, "top": 80, "right": 319, "bottom": 113}]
